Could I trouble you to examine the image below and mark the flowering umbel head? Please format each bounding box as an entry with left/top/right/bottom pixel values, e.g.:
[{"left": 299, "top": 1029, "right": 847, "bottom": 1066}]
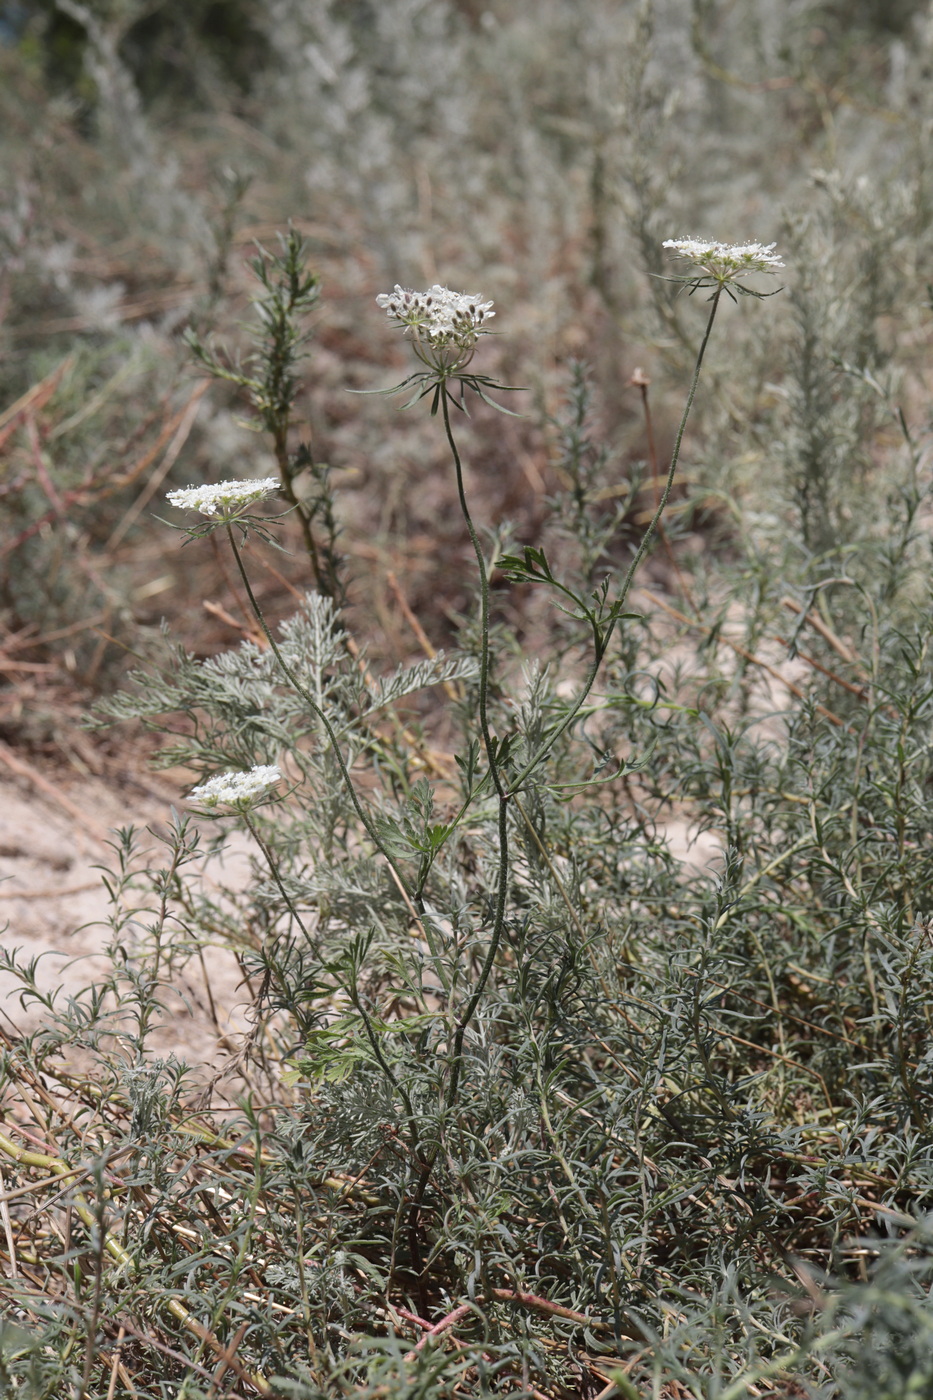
[
  {"left": 662, "top": 238, "right": 784, "bottom": 297},
  {"left": 188, "top": 764, "right": 282, "bottom": 811},
  {"left": 377, "top": 284, "right": 494, "bottom": 373},
  {"left": 370, "top": 281, "right": 519, "bottom": 415},
  {"left": 166, "top": 478, "right": 279, "bottom": 519}
]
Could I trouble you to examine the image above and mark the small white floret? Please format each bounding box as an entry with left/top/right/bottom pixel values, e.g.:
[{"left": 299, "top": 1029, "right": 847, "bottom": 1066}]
[
  {"left": 166, "top": 478, "right": 280, "bottom": 517},
  {"left": 662, "top": 237, "right": 784, "bottom": 281},
  {"left": 188, "top": 764, "right": 282, "bottom": 809},
  {"left": 376, "top": 283, "right": 494, "bottom": 351}
]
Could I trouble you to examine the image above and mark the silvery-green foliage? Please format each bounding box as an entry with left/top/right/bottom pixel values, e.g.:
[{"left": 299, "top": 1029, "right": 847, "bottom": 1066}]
[
  {"left": 772, "top": 181, "right": 914, "bottom": 558},
  {"left": 54, "top": 0, "right": 207, "bottom": 253},
  {"left": 100, "top": 591, "right": 474, "bottom": 756},
  {"left": 11, "top": 4, "right": 933, "bottom": 1395},
  {"left": 260, "top": 0, "right": 473, "bottom": 271},
  {"left": 98, "top": 593, "right": 480, "bottom": 983},
  {"left": 15, "top": 347, "right": 933, "bottom": 1396}
]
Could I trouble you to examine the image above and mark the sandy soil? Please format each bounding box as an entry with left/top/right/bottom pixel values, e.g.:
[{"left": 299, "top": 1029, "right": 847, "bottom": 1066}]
[
  {"left": 0, "top": 764, "right": 256, "bottom": 1069},
  {"left": 0, "top": 746, "right": 725, "bottom": 1077}
]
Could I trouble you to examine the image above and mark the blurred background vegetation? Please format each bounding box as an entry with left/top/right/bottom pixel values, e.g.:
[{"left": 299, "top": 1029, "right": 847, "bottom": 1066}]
[{"left": 3, "top": 0, "right": 933, "bottom": 746}]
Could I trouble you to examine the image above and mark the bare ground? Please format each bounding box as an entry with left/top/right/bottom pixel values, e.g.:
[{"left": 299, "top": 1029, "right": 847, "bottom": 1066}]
[
  {"left": 0, "top": 760, "right": 256, "bottom": 1072},
  {"left": 0, "top": 746, "right": 726, "bottom": 1084}
]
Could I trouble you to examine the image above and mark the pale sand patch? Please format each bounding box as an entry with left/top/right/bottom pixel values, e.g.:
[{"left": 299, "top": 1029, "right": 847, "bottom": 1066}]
[
  {"left": 663, "top": 818, "right": 724, "bottom": 877},
  {"left": 0, "top": 775, "right": 256, "bottom": 1072}
]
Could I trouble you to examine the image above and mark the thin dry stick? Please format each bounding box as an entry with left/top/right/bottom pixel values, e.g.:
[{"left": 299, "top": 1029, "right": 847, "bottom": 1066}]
[
  {"left": 207, "top": 1320, "right": 250, "bottom": 1397},
  {"left": 47, "top": 357, "right": 139, "bottom": 442},
  {"left": 0, "top": 742, "right": 110, "bottom": 843},
  {"left": 404, "top": 1303, "right": 474, "bottom": 1359},
  {"left": 393, "top": 1305, "right": 432, "bottom": 1330},
  {"left": 100, "top": 1321, "right": 219, "bottom": 1389},
  {"left": 0, "top": 394, "right": 193, "bottom": 560},
  {"left": 2, "top": 610, "right": 109, "bottom": 652},
  {"left": 211, "top": 529, "right": 258, "bottom": 634},
  {"left": 0, "top": 1130, "right": 271, "bottom": 1395},
  {"left": 242, "top": 541, "right": 305, "bottom": 604},
  {"left": 402, "top": 1288, "right": 617, "bottom": 1363},
  {"left": 637, "top": 587, "right": 847, "bottom": 728},
  {"left": 104, "top": 1326, "right": 126, "bottom": 1400},
  {"left": 386, "top": 569, "right": 461, "bottom": 701},
  {"left": 18, "top": 415, "right": 126, "bottom": 616},
  {"left": 203, "top": 598, "right": 266, "bottom": 645},
  {"left": 0, "top": 882, "right": 101, "bottom": 901},
  {"left": 772, "top": 634, "right": 869, "bottom": 700},
  {"left": 488, "top": 1287, "right": 612, "bottom": 1331},
  {"left": 105, "top": 380, "right": 210, "bottom": 550},
  {"left": 0, "top": 1184, "right": 17, "bottom": 1279},
  {"left": 0, "top": 355, "right": 74, "bottom": 443},
  {"left": 105, "top": 396, "right": 204, "bottom": 495},
  {"left": 0, "top": 657, "right": 57, "bottom": 674},
  {"left": 780, "top": 595, "right": 868, "bottom": 672},
  {"left": 25, "top": 410, "right": 65, "bottom": 515},
  {"left": 34, "top": 285, "right": 194, "bottom": 337}
]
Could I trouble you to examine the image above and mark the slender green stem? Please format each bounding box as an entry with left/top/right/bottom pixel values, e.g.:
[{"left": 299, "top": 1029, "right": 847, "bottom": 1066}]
[
  {"left": 408, "top": 390, "right": 515, "bottom": 1243},
  {"left": 410, "top": 298, "right": 729, "bottom": 1204},
  {"left": 243, "top": 809, "right": 321, "bottom": 1023},
  {"left": 510, "top": 286, "right": 724, "bottom": 793},
  {"left": 441, "top": 388, "right": 507, "bottom": 802},
  {"left": 412, "top": 291, "right": 729, "bottom": 1257},
  {"left": 510, "top": 646, "right": 605, "bottom": 794},
  {"left": 273, "top": 426, "right": 327, "bottom": 597},
  {"left": 617, "top": 284, "right": 722, "bottom": 609},
  {"left": 439, "top": 390, "right": 510, "bottom": 1067},
  {"left": 450, "top": 791, "right": 510, "bottom": 1096},
  {"left": 353, "top": 990, "right": 419, "bottom": 1133},
  {"left": 225, "top": 524, "right": 414, "bottom": 903},
  {"left": 243, "top": 811, "right": 313, "bottom": 946}
]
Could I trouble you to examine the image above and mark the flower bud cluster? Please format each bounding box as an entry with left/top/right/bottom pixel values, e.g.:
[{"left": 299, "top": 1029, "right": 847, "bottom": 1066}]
[
  {"left": 376, "top": 284, "right": 494, "bottom": 352},
  {"left": 166, "top": 478, "right": 279, "bottom": 517},
  {"left": 188, "top": 764, "right": 282, "bottom": 809},
  {"left": 662, "top": 238, "right": 784, "bottom": 282}
]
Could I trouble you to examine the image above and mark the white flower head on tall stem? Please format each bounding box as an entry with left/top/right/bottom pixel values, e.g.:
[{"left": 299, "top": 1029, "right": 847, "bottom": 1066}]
[
  {"left": 166, "top": 478, "right": 280, "bottom": 519},
  {"left": 188, "top": 764, "right": 282, "bottom": 810},
  {"left": 662, "top": 238, "right": 784, "bottom": 296},
  {"left": 376, "top": 284, "right": 494, "bottom": 372}
]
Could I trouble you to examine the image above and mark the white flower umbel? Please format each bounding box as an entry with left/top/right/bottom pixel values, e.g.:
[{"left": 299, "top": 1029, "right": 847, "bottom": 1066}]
[
  {"left": 188, "top": 764, "right": 282, "bottom": 809},
  {"left": 166, "top": 478, "right": 279, "bottom": 518},
  {"left": 662, "top": 238, "right": 784, "bottom": 285},
  {"left": 376, "top": 284, "right": 494, "bottom": 369}
]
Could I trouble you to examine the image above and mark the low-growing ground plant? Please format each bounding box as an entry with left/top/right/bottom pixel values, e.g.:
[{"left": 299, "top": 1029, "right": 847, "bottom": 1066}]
[{"left": 4, "top": 220, "right": 933, "bottom": 1400}]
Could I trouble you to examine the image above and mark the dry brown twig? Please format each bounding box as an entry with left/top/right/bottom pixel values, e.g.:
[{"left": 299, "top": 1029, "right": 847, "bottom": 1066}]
[
  {"left": 0, "top": 739, "right": 110, "bottom": 845},
  {"left": 638, "top": 587, "right": 847, "bottom": 728}
]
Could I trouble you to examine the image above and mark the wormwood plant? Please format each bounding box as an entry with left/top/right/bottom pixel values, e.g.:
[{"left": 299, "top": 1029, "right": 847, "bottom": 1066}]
[{"left": 6, "top": 229, "right": 933, "bottom": 1399}]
